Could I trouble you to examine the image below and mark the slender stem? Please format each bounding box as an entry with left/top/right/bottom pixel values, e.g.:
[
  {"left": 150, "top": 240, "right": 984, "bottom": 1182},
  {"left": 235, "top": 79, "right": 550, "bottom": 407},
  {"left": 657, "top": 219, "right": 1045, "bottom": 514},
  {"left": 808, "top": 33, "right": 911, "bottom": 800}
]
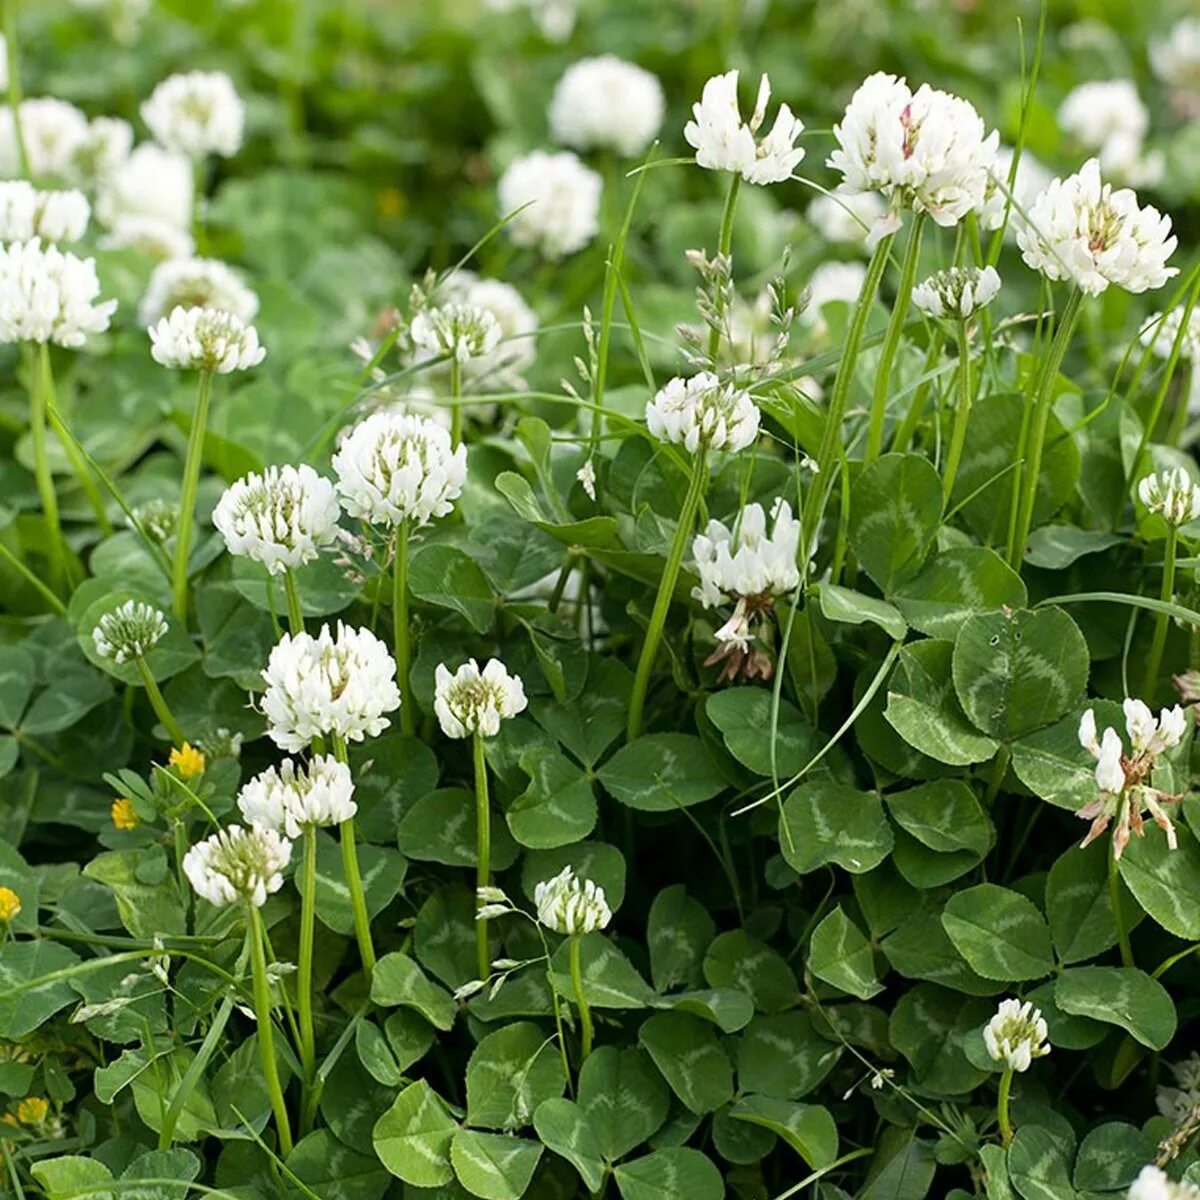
[
  {"left": 889, "top": 328, "right": 943, "bottom": 455},
  {"left": 626, "top": 453, "right": 707, "bottom": 740},
  {"left": 0, "top": 535, "right": 66, "bottom": 614},
  {"left": 297, "top": 826, "right": 317, "bottom": 1128},
  {"left": 282, "top": 569, "right": 304, "bottom": 636},
  {"left": 172, "top": 819, "right": 189, "bottom": 906},
  {"left": 707, "top": 173, "right": 741, "bottom": 363},
  {"left": 1168, "top": 362, "right": 1193, "bottom": 447},
  {"left": 135, "top": 658, "right": 185, "bottom": 744},
  {"left": 332, "top": 732, "right": 375, "bottom": 979},
  {"left": 865, "top": 213, "right": 925, "bottom": 464},
  {"left": 1142, "top": 525, "right": 1178, "bottom": 700},
  {"left": 449, "top": 358, "right": 463, "bottom": 448},
  {"left": 393, "top": 522, "right": 414, "bottom": 736},
  {"left": 3, "top": 0, "right": 29, "bottom": 179},
  {"left": 172, "top": 370, "right": 214, "bottom": 620},
  {"left": 1109, "top": 835, "right": 1134, "bottom": 969},
  {"left": 569, "top": 934, "right": 593, "bottom": 1062},
  {"left": 248, "top": 906, "right": 294, "bottom": 1157},
  {"left": 28, "top": 344, "right": 65, "bottom": 595},
  {"left": 996, "top": 1066, "right": 1015, "bottom": 1147},
  {"left": 942, "top": 320, "right": 973, "bottom": 505},
  {"left": 473, "top": 732, "right": 491, "bottom": 981}
]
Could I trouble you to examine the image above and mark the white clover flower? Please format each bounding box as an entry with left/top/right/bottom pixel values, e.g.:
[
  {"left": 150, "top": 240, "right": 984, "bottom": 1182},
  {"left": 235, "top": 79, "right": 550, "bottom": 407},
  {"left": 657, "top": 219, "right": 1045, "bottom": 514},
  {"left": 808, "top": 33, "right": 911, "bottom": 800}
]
[
  {"left": 550, "top": 55, "right": 665, "bottom": 158},
  {"left": 183, "top": 824, "right": 291, "bottom": 909},
  {"left": 213, "top": 464, "right": 341, "bottom": 575},
  {"left": 260, "top": 622, "right": 401, "bottom": 753},
  {"left": 534, "top": 866, "right": 612, "bottom": 935},
  {"left": 1140, "top": 308, "right": 1200, "bottom": 362},
  {"left": 497, "top": 150, "right": 601, "bottom": 260},
  {"left": 911, "top": 265, "right": 1001, "bottom": 320},
  {"left": 645, "top": 372, "right": 760, "bottom": 454},
  {"left": 236, "top": 755, "right": 356, "bottom": 838},
  {"left": 410, "top": 302, "right": 502, "bottom": 365},
  {"left": 806, "top": 189, "right": 886, "bottom": 246},
  {"left": 1152, "top": 18, "right": 1200, "bottom": 119},
  {"left": 96, "top": 143, "right": 193, "bottom": 233},
  {"left": 1058, "top": 80, "right": 1160, "bottom": 186},
  {"left": 1128, "top": 1166, "right": 1200, "bottom": 1200},
  {"left": 978, "top": 145, "right": 1055, "bottom": 234},
  {"left": 0, "top": 181, "right": 34, "bottom": 241},
  {"left": 693, "top": 500, "right": 801, "bottom": 610},
  {"left": 101, "top": 216, "right": 195, "bottom": 262},
  {"left": 1017, "top": 160, "right": 1177, "bottom": 296},
  {"left": 332, "top": 410, "right": 467, "bottom": 528},
  {"left": 434, "top": 658, "right": 527, "bottom": 739},
  {"left": 148, "top": 305, "right": 265, "bottom": 373},
  {"left": 684, "top": 70, "right": 805, "bottom": 186},
  {"left": 1139, "top": 468, "right": 1200, "bottom": 526},
  {"left": 804, "top": 261, "right": 867, "bottom": 322},
  {"left": 441, "top": 271, "right": 538, "bottom": 384},
  {"left": 983, "top": 998, "right": 1050, "bottom": 1072},
  {"left": 1157, "top": 1053, "right": 1200, "bottom": 1123},
  {"left": 141, "top": 71, "right": 245, "bottom": 159},
  {"left": 828, "top": 72, "right": 998, "bottom": 239},
  {"left": 0, "top": 184, "right": 89, "bottom": 244},
  {"left": 92, "top": 600, "right": 168, "bottom": 663},
  {"left": 0, "top": 98, "right": 89, "bottom": 180},
  {"left": 1123, "top": 698, "right": 1188, "bottom": 757},
  {"left": 139, "top": 257, "right": 259, "bottom": 326},
  {"left": 0, "top": 239, "right": 117, "bottom": 347},
  {"left": 72, "top": 116, "right": 133, "bottom": 186}
]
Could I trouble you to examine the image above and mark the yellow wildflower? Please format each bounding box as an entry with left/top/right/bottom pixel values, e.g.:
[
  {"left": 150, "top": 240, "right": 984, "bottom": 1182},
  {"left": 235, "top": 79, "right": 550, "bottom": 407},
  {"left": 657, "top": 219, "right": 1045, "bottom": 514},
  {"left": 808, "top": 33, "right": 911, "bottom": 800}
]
[
  {"left": 168, "top": 743, "right": 205, "bottom": 779},
  {"left": 0, "top": 887, "right": 20, "bottom": 922},
  {"left": 15, "top": 1096, "right": 48, "bottom": 1125},
  {"left": 111, "top": 797, "right": 140, "bottom": 831}
]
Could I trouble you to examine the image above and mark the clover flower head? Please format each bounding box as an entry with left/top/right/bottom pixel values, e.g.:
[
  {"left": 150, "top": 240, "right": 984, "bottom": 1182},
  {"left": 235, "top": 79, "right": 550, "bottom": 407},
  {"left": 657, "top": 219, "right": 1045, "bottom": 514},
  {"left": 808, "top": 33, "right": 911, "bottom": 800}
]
[
  {"left": 96, "top": 143, "right": 193, "bottom": 233},
  {"left": 550, "top": 54, "right": 665, "bottom": 158},
  {"left": 1058, "top": 79, "right": 1159, "bottom": 186},
  {"left": 237, "top": 754, "right": 356, "bottom": 838},
  {"left": 1127, "top": 1166, "right": 1200, "bottom": 1200},
  {"left": 645, "top": 372, "right": 760, "bottom": 454},
  {"left": 141, "top": 70, "right": 245, "bottom": 159},
  {"left": 434, "top": 658, "right": 527, "bottom": 739},
  {"left": 497, "top": 150, "right": 602, "bottom": 260},
  {"left": 101, "top": 215, "right": 195, "bottom": 262},
  {"left": 183, "top": 824, "right": 291, "bottom": 909},
  {"left": 0, "top": 183, "right": 89, "bottom": 244},
  {"left": 1138, "top": 468, "right": 1200, "bottom": 527},
  {"left": 440, "top": 271, "right": 538, "bottom": 386},
  {"left": 213, "top": 464, "right": 341, "bottom": 575},
  {"left": 983, "top": 998, "right": 1049, "bottom": 1072},
  {"left": 128, "top": 497, "right": 179, "bottom": 544},
  {"left": 410, "top": 302, "right": 502, "bottom": 365},
  {"left": 534, "top": 866, "right": 612, "bottom": 935},
  {"left": 111, "top": 797, "right": 139, "bottom": 830},
  {"left": 149, "top": 305, "right": 265, "bottom": 372},
  {"left": 0, "top": 239, "right": 116, "bottom": 346},
  {"left": 0, "top": 98, "right": 89, "bottom": 180},
  {"left": 911, "top": 265, "right": 1001, "bottom": 320},
  {"left": 169, "top": 743, "right": 206, "bottom": 779},
  {"left": 807, "top": 189, "right": 886, "bottom": 246},
  {"left": 139, "top": 257, "right": 259, "bottom": 326},
  {"left": 71, "top": 115, "right": 133, "bottom": 186},
  {"left": 92, "top": 600, "right": 168, "bottom": 663},
  {"left": 693, "top": 499, "right": 801, "bottom": 610},
  {"left": 1152, "top": 17, "right": 1200, "bottom": 119}
]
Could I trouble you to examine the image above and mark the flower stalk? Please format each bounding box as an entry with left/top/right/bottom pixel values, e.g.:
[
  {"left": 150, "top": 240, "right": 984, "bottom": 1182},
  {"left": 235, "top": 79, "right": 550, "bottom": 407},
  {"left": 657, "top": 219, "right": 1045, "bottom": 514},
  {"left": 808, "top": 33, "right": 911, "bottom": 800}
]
[
  {"left": 27, "top": 344, "right": 66, "bottom": 594},
  {"left": 332, "top": 734, "right": 376, "bottom": 978},
  {"left": 568, "top": 933, "right": 593, "bottom": 1061},
  {"left": 942, "top": 319, "right": 974, "bottom": 504},
  {"left": 474, "top": 731, "right": 491, "bottom": 981},
  {"left": 449, "top": 357, "right": 463, "bottom": 448},
  {"left": 172, "top": 368, "right": 215, "bottom": 619},
  {"left": 297, "top": 825, "right": 317, "bottom": 1126},
  {"left": 1143, "top": 524, "right": 1179, "bottom": 699},
  {"left": 283, "top": 569, "right": 305, "bottom": 636},
  {"left": 1109, "top": 838, "right": 1134, "bottom": 968},
  {"left": 707, "top": 172, "right": 741, "bottom": 363},
  {"left": 247, "top": 904, "right": 294, "bottom": 1157},
  {"left": 996, "top": 1065, "right": 1014, "bottom": 1147},
  {"left": 393, "top": 521, "right": 414, "bottom": 735},
  {"left": 135, "top": 659, "right": 185, "bottom": 745}
]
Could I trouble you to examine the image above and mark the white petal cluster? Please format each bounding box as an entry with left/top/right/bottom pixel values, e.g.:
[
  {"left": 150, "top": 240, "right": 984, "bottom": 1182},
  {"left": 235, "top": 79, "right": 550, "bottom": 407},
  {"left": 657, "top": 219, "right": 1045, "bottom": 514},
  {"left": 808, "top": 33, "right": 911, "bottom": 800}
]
[
  {"left": 978, "top": 145, "right": 1055, "bottom": 234},
  {"left": 1017, "top": 160, "right": 1177, "bottom": 296},
  {"left": 1123, "top": 699, "right": 1188, "bottom": 758},
  {"left": 442, "top": 271, "right": 538, "bottom": 384},
  {"left": 534, "top": 866, "right": 612, "bottom": 935},
  {"left": 550, "top": 55, "right": 664, "bottom": 158},
  {"left": 96, "top": 143, "right": 193, "bottom": 234},
  {"left": 0, "top": 184, "right": 90, "bottom": 244},
  {"left": 101, "top": 216, "right": 194, "bottom": 262},
  {"left": 645, "top": 372, "right": 760, "bottom": 454},
  {"left": 72, "top": 116, "right": 134, "bottom": 186},
  {"left": 213, "top": 464, "right": 341, "bottom": 575},
  {"left": 183, "top": 824, "right": 291, "bottom": 909},
  {"left": 410, "top": 302, "right": 502, "bottom": 365},
  {"left": 693, "top": 500, "right": 801, "bottom": 609},
  {"left": 139, "top": 257, "right": 259, "bottom": 326},
  {"left": 0, "top": 239, "right": 117, "bottom": 346},
  {"left": 1140, "top": 308, "right": 1200, "bottom": 361},
  {"left": 141, "top": 71, "right": 245, "bottom": 159},
  {"left": 1058, "top": 79, "right": 1160, "bottom": 186},
  {"left": 911, "top": 265, "right": 1001, "bottom": 320},
  {"left": 261, "top": 622, "right": 401, "bottom": 753},
  {"left": 497, "top": 150, "right": 601, "bottom": 260},
  {"left": 0, "top": 98, "right": 89, "bottom": 180},
  {"left": 1078, "top": 708, "right": 1127, "bottom": 795},
  {"left": 828, "top": 72, "right": 998, "bottom": 231},
  {"left": 807, "top": 189, "right": 886, "bottom": 246},
  {"left": 236, "top": 755, "right": 356, "bottom": 838},
  {"left": 92, "top": 600, "right": 168, "bottom": 663},
  {"left": 805, "top": 261, "right": 867, "bottom": 319},
  {"left": 684, "top": 70, "right": 805, "bottom": 186},
  {"left": 1128, "top": 1166, "right": 1200, "bottom": 1200},
  {"left": 434, "top": 658, "right": 527, "bottom": 739},
  {"left": 983, "top": 998, "right": 1049, "bottom": 1072},
  {"left": 1138, "top": 468, "right": 1200, "bottom": 526},
  {"left": 149, "top": 305, "right": 265, "bottom": 372},
  {"left": 1152, "top": 18, "right": 1200, "bottom": 118},
  {"left": 332, "top": 410, "right": 467, "bottom": 528}
]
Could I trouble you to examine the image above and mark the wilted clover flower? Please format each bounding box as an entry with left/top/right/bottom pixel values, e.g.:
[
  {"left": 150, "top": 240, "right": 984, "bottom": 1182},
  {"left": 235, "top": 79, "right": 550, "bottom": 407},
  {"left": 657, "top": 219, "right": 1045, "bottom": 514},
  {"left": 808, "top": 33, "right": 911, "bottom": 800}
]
[
  {"left": 141, "top": 71, "right": 245, "bottom": 159},
  {"left": 183, "top": 824, "right": 291, "bottom": 909},
  {"left": 332, "top": 411, "right": 467, "bottom": 528},
  {"left": 645, "top": 372, "right": 760, "bottom": 454},
  {"left": 983, "top": 999, "right": 1050, "bottom": 1072},
  {"left": 213, "top": 465, "right": 341, "bottom": 575},
  {"left": 260, "top": 622, "right": 401, "bottom": 753},
  {"left": 0, "top": 239, "right": 117, "bottom": 347},
  {"left": 410, "top": 302, "right": 502, "bottom": 365},
  {"left": 1128, "top": 1166, "right": 1200, "bottom": 1200},
  {"left": 92, "top": 601, "right": 168, "bottom": 664},
  {"left": 549, "top": 55, "right": 665, "bottom": 158},
  {"left": 237, "top": 755, "right": 356, "bottom": 838},
  {"left": 912, "top": 265, "right": 1001, "bottom": 320},
  {"left": 0, "top": 98, "right": 89, "bottom": 179},
  {"left": 149, "top": 305, "right": 266, "bottom": 372},
  {"left": 684, "top": 70, "right": 805, "bottom": 186},
  {"left": 1138, "top": 468, "right": 1200, "bottom": 527},
  {"left": 534, "top": 867, "right": 612, "bottom": 935},
  {"left": 139, "top": 257, "right": 259, "bottom": 326},
  {"left": 434, "top": 658, "right": 528, "bottom": 739},
  {"left": 497, "top": 150, "right": 601, "bottom": 260},
  {"left": 1017, "top": 160, "right": 1177, "bottom": 296}
]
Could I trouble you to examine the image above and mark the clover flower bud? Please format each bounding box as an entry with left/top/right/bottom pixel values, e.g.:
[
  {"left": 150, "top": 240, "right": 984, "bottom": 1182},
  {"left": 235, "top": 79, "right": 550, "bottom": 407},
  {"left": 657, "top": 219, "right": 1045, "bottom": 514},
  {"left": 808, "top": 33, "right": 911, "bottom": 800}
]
[
  {"left": 148, "top": 305, "right": 265, "bottom": 372},
  {"left": 983, "top": 998, "right": 1050, "bottom": 1072},
  {"left": 534, "top": 866, "right": 612, "bottom": 935},
  {"left": 434, "top": 658, "right": 527, "bottom": 739},
  {"left": 911, "top": 265, "right": 1001, "bottom": 320},
  {"left": 1138, "top": 468, "right": 1200, "bottom": 527},
  {"left": 183, "top": 824, "right": 291, "bottom": 909},
  {"left": 92, "top": 600, "right": 168, "bottom": 664}
]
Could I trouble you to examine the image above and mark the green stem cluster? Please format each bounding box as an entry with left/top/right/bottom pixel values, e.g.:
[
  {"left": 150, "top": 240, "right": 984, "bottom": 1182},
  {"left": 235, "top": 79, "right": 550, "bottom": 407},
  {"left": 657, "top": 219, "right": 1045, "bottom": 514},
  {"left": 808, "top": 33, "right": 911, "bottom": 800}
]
[
  {"left": 941, "top": 320, "right": 974, "bottom": 504},
  {"left": 1142, "top": 525, "right": 1178, "bottom": 700},
  {"left": 332, "top": 734, "right": 376, "bottom": 978},
  {"left": 172, "top": 370, "right": 215, "bottom": 620}
]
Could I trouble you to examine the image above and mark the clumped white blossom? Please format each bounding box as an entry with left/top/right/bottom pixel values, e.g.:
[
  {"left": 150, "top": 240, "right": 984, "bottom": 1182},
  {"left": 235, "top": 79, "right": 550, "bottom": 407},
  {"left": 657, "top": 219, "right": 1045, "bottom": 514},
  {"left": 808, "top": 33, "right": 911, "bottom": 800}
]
[
  {"left": 237, "top": 755, "right": 356, "bottom": 838},
  {"left": 101, "top": 216, "right": 194, "bottom": 262},
  {"left": 1152, "top": 17, "right": 1200, "bottom": 119},
  {"left": 550, "top": 55, "right": 664, "bottom": 158},
  {"left": 983, "top": 999, "right": 1050, "bottom": 1072},
  {"left": 497, "top": 150, "right": 601, "bottom": 259},
  {"left": 1017, "top": 159, "right": 1177, "bottom": 296},
  {"left": 141, "top": 70, "right": 245, "bottom": 159},
  {"left": 260, "top": 622, "right": 401, "bottom": 753},
  {"left": 1127, "top": 1166, "right": 1200, "bottom": 1200},
  {"left": 807, "top": 189, "right": 886, "bottom": 246},
  {"left": 148, "top": 305, "right": 265, "bottom": 372},
  {"left": 0, "top": 184, "right": 90, "bottom": 244},
  {"left": 183, "top": 824, "right": 291, "bottom": 909},
  {"left": 1157, "top": 1053, "right": 1200, "bottom": 1123},
  {"left": 684, "top": 70, "right": 805, "bottom": 186},
  {"left": 0, "top": 98, "right": 89, "bottom": 180},
  {"left": 92, "top": 600, "right": 168, "bottom": 663},
  {"left": 72, "top": 116, "right": 133, "bottom": 185},
  {"left": 645, "top": 372, "right": 760, "bottom": 453},
  {"left": 911, "top": 265, "right": 1001, "bottom": 320},
  {"left": 1139, "top": 468, "right": 1200, "bottom": 526},
  {"left": 1058, "top": 79, "right": 1161, "bottom": 186},
  {"left": 96, "top": 143, "right": 193, "bottom": 233},
  {"left": 434, "top": 658, "right": 527, "bottom": 739},
  {"left": 213, "top": 464, "right": 342, "bottom": 575},
  {"left": 441, "top": 271, "right": 538, "bottom": 386},
  {"left": 534, "top": 866, "right": 612, "bottom": 935},
  {"left": 139, "top": 257, "right": 259, "bottom": 326},
  {"left": 410, "top": 302, "right": 502, "bottom": 365},
  {"left": 0, "top": 239, "right": 117, "bottom": 346}
]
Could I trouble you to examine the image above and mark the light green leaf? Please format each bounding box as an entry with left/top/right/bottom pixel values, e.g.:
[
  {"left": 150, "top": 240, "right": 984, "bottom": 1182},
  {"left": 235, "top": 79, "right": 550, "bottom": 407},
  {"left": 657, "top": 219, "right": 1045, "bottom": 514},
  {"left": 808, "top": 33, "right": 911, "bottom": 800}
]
[
  {"left": 598, "top": 734, "right": 724, "bottom": 812},
  {"left": 638, "top": 1011, "right": 733, "bottom": 1114},
  {"left": 809, "top": 907, "right": 882, "bottom": 1000},
  {"left": 613, "top": 1148, "right": 723, "bottom": 1200},
  {"left": 466, "top": 1021, "right": 567, "bottom": 1131},
  {"left": 372, "top": 1080, "right": 458, "bottom": 1188},
  {"left": 1055, "top": 966, "right": 1176, "bottom": 1049},
  {"left": 779, "top": 781, "right": 893, "bottom": 875},
  {"left": 370, "top": 953, "right": 457, "bottom": 1031},
  {"left": 850, "top": 453, "right": 943, "bottom": 592},
  {"left": 941, "top": 884, "right": 1055, "bottom": 982},
  {"left": 450, "top": 1130, "right": 542, "bottom": 1200}
]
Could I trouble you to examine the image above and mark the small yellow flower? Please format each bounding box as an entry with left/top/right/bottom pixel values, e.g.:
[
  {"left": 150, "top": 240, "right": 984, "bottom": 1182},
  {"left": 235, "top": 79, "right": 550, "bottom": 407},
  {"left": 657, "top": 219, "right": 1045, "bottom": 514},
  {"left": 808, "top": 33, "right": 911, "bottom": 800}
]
[
  {"left": 15, "top": 1096, "right": 48, "bottom": 1125},
  {"left": 168, "top": 743, "right": 206, "bottom": 779},
  {"left": 0, "top": 887, "right": 20, "bottom": 922},
  {"left": 111, "top": 797, "right": 140, "bottom": 831}
]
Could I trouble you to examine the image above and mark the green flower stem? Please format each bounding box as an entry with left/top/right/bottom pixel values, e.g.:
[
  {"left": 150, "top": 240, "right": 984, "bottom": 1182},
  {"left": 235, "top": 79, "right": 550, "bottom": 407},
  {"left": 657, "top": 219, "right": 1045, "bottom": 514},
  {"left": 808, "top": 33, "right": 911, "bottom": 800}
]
[
  {"left": 865, "top": 213, "right": 925, "bottom": 465},
  {"left": 135, "top": 658, "right": 185, "bottom": 745},
  {"left": 248, "top": 904, "right": 294, "bottom": 1158},
  {"left": 707, "top": 172, "right": 741, "bottom": 363},
  {"left": 449, "top": 358, "right": 463, "bottom": 448},
  {"left": 297, "top": 826, "right": 317, "bottom": 1127},
  {"left": 282, "top": 569, "right": 304, "bottom": 636},
  {"left": 0, "top": 537, "right": 66, "bottom": 615},
  {"left": 3, "top": 0, "right": 29, "bottom": 179},
  {"left": 172, "top": 369, "right": 215, "bottom": 620},
  {"left": 1109, "top": 837, "right": 1134, "bottom": 969},
  {"left": 942, "top": 320, "right": 974, "bottom": 505},
  {"left": 1007, "top": 289, "right": 1082, "bottom": 570},
  {"left": 172, "top": 818, "right": 189, "bottom": 907},
  {"left": 393, "top": 521, "right": 415, "bottom": 736},
  {"left": 28, "top": 344, "right": 66, "bottom": 595},
  {"left": 996, "top": 1065, "right": 1015, "bottom": 1147},
  {"left": 1142, "top": 524, "right": 1179, "bottom": 700},
  {"left": 332, "top": 733, "right": 376, "bottom": 979},
  {"left": 473, "top": 731, "right": 491, "bottom": 981},
  {"left": 1167, "top": 362, "right": 1193, "bottom": 447},
  {"left": 569, "top": 933, "right": 593, "bottom": 1062},
  {"left": 888, "top": 327, "right": 943, "bottom": 455},
  {"left": 626, "top": 451, "right": 708, "bottom": 741}
]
